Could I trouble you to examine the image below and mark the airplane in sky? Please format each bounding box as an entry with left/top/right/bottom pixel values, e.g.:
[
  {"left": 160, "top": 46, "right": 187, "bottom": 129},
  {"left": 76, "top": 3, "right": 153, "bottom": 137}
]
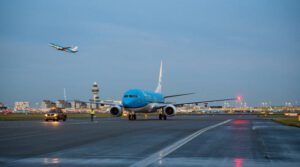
[
  {"left": 48, "top": 43, "right": 78, "bottom": 53},
  {"left": 94, "top": 61, "right": 240, "bottom": 120}
]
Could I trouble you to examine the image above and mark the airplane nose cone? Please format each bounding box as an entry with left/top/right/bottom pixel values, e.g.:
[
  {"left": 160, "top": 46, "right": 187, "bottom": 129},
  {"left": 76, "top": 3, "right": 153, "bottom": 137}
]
[{"left": 122, "top": 99, "right": 134, "bottom": 108}]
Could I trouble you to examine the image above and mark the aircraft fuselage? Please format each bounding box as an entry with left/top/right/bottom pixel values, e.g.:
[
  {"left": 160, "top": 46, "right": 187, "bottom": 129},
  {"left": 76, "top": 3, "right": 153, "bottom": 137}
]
[{"left": 122, "top": 89, "right": 164, "bottom": 113}]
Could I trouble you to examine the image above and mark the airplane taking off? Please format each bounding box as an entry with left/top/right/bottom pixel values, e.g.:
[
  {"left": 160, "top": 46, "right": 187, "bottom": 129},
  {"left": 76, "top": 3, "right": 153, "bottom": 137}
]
[
  {"left": 48, "top": 43, "right": 78, "bottom": 53},
  {"left": 94, "top": 61, "right": 239, "bottom": 120}
]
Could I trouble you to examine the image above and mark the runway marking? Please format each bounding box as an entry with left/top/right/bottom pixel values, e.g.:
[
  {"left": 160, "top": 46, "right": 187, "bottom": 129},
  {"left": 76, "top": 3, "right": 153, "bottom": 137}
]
[{"left": 130, "top": 119, "right": 232, "bottom": 167}]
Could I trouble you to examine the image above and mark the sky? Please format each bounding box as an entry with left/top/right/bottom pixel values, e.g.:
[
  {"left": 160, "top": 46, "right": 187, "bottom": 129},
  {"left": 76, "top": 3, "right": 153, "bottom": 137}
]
[{"left": 0, "top": 0, "right": 300, "bottom": 107}]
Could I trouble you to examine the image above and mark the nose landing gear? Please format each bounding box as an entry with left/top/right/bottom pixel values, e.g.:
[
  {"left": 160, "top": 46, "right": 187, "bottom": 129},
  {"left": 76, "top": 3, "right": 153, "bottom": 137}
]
[
  {"left": 159, "top": 114, "right": 167, "bottom": 120},
  {"left": 128, "top": 113, "right": 137, "bottom": 120}
]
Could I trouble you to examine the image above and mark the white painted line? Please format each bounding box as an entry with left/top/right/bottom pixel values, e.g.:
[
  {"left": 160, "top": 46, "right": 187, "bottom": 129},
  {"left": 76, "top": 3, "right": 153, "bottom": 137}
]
[{"left": 130, "top": 119, "right": 232, "bottom": 167}]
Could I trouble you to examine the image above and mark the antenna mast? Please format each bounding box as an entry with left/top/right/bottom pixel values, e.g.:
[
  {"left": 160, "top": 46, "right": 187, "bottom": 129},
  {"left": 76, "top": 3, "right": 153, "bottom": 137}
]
[{"left": 64, "top": 88, "right": 67, "bottom": 101}]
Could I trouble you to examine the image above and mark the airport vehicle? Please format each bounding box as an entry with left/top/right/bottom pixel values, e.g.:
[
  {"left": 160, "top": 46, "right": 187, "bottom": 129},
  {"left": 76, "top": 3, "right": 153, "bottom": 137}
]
[
  {"left": 48, "top": 43, "right": 78, "bottom": 53},
  {"left": 94, "top": 61, "right": 239, "bottom": 121},
  {"left": 44, "top": 108, "right": 67, "bottom": 121}
]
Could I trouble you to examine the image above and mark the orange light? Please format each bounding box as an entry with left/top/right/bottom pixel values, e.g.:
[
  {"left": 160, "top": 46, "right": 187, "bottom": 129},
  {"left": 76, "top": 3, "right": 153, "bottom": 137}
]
[{"left": 50, "top": 121, "right": 60, "bottom": 127}]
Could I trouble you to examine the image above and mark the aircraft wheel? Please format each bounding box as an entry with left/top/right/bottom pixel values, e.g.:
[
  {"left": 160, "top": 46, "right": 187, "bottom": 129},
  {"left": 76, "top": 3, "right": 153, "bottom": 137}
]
[
  {"left": 163, "top": 115, "right": 167, "bottom": 120},
  {"left": 128, "top": 115, "right": 132, "bottom": 120},
  {"left": 133, "top": 114, "right": 137, "bottom": 120},
  {"left": 159, "top": 114, "right": 162, "bottom": 120}
]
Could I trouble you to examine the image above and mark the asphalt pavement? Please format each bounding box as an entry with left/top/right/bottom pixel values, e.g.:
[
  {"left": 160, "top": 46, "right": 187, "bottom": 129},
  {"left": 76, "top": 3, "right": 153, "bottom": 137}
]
[{"left": 0, "top": 115, "right": 299, "bottom": 167}]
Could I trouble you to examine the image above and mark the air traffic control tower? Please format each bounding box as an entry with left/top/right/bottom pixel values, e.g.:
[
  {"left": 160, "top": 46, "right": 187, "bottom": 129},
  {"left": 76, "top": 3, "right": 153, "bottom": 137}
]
[
  {"left": 90, "top": 82, "right": 100, "bottom": 109},
  {"left": 92, "top": 82, "right": 100, "bottom": 102}
]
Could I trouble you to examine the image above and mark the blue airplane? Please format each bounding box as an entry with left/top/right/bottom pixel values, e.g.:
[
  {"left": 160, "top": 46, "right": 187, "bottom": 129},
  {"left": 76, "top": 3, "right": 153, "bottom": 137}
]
[
  {"left": 95, "top": 61, "right": 238, "bottom": 120},
  {"left": 49, "top": 43, "right": 78, "bottom": 53}
]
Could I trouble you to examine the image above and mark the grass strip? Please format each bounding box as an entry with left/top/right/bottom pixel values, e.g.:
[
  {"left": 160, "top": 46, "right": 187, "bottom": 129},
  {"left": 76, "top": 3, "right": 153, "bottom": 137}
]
[{"left": 273, "top": 117, "right": 300, "bottom": 128}]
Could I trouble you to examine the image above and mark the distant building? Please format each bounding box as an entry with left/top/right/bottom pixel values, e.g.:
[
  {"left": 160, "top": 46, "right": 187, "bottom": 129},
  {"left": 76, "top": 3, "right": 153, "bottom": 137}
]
[
  {"left": 0, "top": 102, "right": 7, "bottom": 111},
  {"left": 14, "top": 102, "right": 30, "bottom": 112},
  {"left": 87, "top": 102, "right": 100, "bottom": 109},
  {"left": 0, "top": 102, "right": 5, "bottom": 108},
  {"left": 177, "top": 104, "right": 201, "bottom": 113},
  {"left": 71, "top": 100, "right": 87, "bottom": 109},
  {"left": 41, "top": 100, "right": 56, "bottom": 109},
  {"left": 56, "top": 100, "right": 71, "bottom": 109},
  {"left": 103, "top": 100, "right": 122, "bottom": 105}
]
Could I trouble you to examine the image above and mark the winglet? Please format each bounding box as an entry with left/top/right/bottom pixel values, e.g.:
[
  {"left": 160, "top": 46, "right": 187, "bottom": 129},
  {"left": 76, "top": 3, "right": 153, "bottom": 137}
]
[{"left": 155, "top": 60, "right": 163, "bottom": 93}]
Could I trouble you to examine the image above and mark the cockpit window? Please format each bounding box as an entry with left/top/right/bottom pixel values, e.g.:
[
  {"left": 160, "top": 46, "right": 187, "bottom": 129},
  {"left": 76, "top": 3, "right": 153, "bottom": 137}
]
[
  {"left": 124, "top": 95, "right": 138, "bottom": 98},
  {"left": 130, "top": 95, "right": 138, "bottom": 98}
]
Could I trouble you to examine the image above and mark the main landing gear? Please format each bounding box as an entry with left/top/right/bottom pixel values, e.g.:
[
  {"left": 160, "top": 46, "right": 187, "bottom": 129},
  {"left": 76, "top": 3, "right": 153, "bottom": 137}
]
[
  {"left": 159, "top": 114, "right": 167, "bottom": 120},
  {"left": 128, "top": 113, "right": 137, "bottom": 120}
]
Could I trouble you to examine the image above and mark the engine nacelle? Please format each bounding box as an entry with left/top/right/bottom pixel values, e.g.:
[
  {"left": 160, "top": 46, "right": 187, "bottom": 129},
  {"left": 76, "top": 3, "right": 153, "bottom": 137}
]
[
  {"left": 109, "top": 106, "right": 123, "bottom": 117},
  {"left": 163, "top": 104, "right": 176, "bottom": 116}
]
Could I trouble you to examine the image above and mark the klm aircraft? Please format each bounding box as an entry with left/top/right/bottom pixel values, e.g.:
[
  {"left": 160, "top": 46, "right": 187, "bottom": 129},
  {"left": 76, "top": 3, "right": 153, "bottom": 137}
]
[
  {"left": 48, "top": 43, "right": 78, "bottom": 53},
  {"left": 96, "top": 61, "right": 238, "bottom": 120}
]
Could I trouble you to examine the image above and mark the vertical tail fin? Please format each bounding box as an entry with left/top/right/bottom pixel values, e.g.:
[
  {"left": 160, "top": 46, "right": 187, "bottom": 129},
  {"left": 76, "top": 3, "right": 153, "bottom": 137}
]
[
  {"left": 71, "top": 46, "right": 78, "bottom": 52},
  {"left": 155, "top": 60, "right": 163, "bottom": 93}
]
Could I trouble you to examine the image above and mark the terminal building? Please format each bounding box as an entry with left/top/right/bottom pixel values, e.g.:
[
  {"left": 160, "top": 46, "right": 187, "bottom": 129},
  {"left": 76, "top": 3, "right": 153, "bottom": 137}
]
[
  {"left": 56, "top": 100, "right": 71, "bottom": 109},
  {"left": 14, "top": 102, "right": 30, "bottom": 112},
  {"left": 41, "top": 100, "right": 56, "bottom": 109},
  {"left": 71, "top": 100, "right": 87, "bottom": 109}
]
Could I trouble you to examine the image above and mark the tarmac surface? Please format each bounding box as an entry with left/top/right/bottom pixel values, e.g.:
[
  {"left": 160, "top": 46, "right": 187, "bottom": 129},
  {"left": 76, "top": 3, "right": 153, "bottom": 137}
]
[{"left": 0, "top": 115, "right": 299, "bottom": 167}]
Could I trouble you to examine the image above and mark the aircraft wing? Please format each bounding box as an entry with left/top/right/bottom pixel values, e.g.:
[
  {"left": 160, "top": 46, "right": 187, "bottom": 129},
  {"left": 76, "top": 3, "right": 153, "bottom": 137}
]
[
  {"left": 153, "top": 103, "right": 169, "bottom": 110},
  {"left": 88, "top": 100, "right": 122, "bottom": 107},
  {"left": 48, "top": 43, "right": 71, "bottom": 50},
  {"left": 174, "top": 97, "right": 237, "bottom": 107},
  {"left": 164, "top": 93, "right": 195, "bottom": 98},
  {"left": 49, "top": 44, "right": 62, "bottom": 49}
]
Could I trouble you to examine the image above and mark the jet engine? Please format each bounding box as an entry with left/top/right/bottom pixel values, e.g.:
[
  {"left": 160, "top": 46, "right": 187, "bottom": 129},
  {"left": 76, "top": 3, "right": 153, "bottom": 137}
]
[
  {"left": 163, "top": 104, "right": 176, "bottom": 116},
  {"left": 109, "top": 106, "right": 123, "bottom": 117}
]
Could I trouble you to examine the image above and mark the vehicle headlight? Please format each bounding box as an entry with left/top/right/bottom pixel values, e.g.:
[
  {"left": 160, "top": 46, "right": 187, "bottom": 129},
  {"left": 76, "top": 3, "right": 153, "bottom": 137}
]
[
  {"left": 45, "top": 114, "right": 47, "bottom": 116},
  {"left": 54, "top": 114, "right": 58, "bottom": 116}
]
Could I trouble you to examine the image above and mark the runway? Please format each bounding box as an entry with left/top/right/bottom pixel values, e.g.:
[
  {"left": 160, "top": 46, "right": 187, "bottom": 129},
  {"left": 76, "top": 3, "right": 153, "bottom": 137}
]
[{"left": 0, "top": 115, "right": 299, "bottom": 167}]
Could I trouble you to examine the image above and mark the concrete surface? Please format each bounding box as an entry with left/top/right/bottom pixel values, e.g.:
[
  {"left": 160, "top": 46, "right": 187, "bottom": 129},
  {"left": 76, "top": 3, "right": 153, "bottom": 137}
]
[{"left": 0, "top": 115, "right": 299, "bottom": 167}]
